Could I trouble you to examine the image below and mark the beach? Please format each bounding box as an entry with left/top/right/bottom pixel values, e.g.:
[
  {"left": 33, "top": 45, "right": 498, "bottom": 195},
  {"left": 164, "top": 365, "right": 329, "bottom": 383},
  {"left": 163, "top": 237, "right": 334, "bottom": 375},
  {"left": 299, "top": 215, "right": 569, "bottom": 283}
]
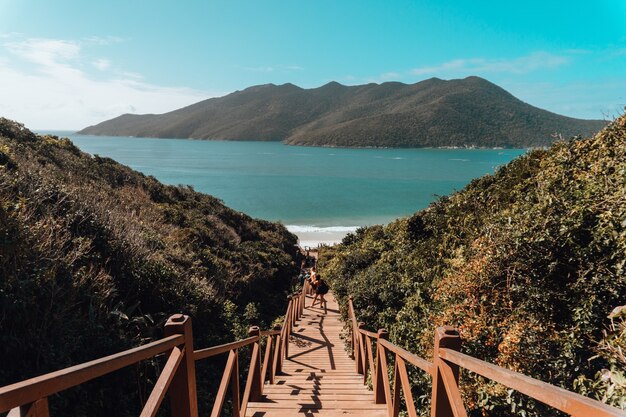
[{"left": 286, "top": 225, "right": 358, "bottom": 247}]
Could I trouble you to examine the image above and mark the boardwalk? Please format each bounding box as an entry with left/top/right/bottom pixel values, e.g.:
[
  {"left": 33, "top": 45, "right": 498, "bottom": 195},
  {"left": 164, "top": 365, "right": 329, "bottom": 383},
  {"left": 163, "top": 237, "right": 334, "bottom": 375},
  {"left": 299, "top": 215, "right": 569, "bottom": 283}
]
[{"left": 246, "top": 292, "right": 386, "bottom": 417}]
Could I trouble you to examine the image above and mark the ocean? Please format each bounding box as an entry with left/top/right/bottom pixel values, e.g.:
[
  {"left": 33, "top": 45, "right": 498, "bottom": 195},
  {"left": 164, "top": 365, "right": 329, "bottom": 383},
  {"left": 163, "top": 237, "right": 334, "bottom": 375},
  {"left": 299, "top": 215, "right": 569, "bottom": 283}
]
[{"left": 43, "top": 132, "right": 525, "bottom": 246}]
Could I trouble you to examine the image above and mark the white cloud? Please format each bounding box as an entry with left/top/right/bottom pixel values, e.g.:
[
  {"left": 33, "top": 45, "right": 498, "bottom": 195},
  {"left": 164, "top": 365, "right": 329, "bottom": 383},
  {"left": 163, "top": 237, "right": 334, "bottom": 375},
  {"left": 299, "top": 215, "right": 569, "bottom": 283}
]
[
  {"left": 92, "top": 58, "right": 111, "bottom": 71},
  {"left": 377, "top": 72, "right": 401, "bottom": 82},
  {"left": 6, "top": 38, "right": 80, "bottom": 66},
  {"left": 83, "top": 35, "right": 125, "bottom": 45},
  {"left": 411, "top": 52, "right": 569, "bottom": 76},
  {"left": 0, "top": 32, "right": 22, "bottom": 39},
  {"left": 0, "top": 37, "right": 217, "bottom": 129},
  {"left": 363, "top": 71, "right": 402, "bottom": 84}
]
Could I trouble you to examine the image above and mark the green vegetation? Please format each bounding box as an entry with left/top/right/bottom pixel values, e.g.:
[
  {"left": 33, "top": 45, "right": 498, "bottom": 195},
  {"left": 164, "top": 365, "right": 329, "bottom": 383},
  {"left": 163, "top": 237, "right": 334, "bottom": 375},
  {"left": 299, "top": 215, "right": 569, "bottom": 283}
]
[
  {"left": 0, "top": 119, "right": 299, "bottom": 416},
  {"left": 319, "top": 114, "right": 626, "bottom": 416},
  {"left": 79, "top": 77, "right": 606, "bottom": 148}
]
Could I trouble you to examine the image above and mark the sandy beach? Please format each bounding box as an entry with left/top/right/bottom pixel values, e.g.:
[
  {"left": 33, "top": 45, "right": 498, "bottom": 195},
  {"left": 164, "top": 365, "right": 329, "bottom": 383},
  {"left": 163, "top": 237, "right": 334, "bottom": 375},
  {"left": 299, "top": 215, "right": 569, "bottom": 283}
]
[{"left": 286, "top": 225, "right": 358, "bottom": 248}]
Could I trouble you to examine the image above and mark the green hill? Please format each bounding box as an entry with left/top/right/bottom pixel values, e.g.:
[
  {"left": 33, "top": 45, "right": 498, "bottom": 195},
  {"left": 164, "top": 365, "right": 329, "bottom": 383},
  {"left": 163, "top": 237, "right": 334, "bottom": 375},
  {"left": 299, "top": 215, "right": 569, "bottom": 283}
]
[
  {"left": 319, "top": 114, "right": 626, "bottom": 415},
  {"left": 0, "top": 118, "right": 299, "bottom": 416},
  {"left": 78, "top": 77, "right": 606, "bottom": 148}
]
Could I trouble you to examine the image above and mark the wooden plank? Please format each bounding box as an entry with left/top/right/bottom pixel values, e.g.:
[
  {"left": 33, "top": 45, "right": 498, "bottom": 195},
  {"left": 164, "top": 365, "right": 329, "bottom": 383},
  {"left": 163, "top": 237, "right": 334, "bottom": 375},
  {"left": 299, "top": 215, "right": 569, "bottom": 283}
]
[
  {"left": 261, "top": 334, "right": 273, "bottom": 387},
  {"left": 397, "top": 356, "right": 417, "bottom": 417},
  {"left": 210, "top": 349, "right": 238, "bottom": 417},
  {"left": 245, "top": 409, "right": 387, "bottom": 416},
  {"left": 140, "top": 346, "right": 184, "bottom": 417},
  {"left": 7, "top": 398, "right": 49, "bottom": 417},
  {"left": 264, "top": 386, "right": 372, "bottom": 392},
  {"left": 231, "top": 350, "right": 241, "bottom": 417},
  {"left": 241, "top": 338, "right": 261, "bottom": 414},
  {"left": 244, "top": 292, "right": 387, "bottom": 417},
  {"left": 261, "top": 394, "right": 374, "bottom": 400},
  {"left": 438, "top": 360, "right": 468, "bottom": 417},
  {"left": 374, "top": 333, "right": 393, "bottom": 417},
  {"left": 246, "top": 401, "right": 387, "bottom": 409}
]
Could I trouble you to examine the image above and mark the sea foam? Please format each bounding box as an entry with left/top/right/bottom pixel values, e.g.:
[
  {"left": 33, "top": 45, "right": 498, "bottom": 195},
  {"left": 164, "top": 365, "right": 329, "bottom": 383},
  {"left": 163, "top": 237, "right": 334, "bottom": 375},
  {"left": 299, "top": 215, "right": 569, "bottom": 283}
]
[{"left": 286, "top": 225, "right": 359, "bottom": 234}]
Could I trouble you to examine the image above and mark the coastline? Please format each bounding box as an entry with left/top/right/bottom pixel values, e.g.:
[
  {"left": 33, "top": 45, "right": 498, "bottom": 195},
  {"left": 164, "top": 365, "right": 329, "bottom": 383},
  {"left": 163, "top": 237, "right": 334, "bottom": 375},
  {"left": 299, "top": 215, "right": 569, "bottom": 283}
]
[
  {"left": 66, "top": 131, "right": 526, "bottom": 151},
  {"left": 286, "top": 225, "right": 359, "bottom": 247}
]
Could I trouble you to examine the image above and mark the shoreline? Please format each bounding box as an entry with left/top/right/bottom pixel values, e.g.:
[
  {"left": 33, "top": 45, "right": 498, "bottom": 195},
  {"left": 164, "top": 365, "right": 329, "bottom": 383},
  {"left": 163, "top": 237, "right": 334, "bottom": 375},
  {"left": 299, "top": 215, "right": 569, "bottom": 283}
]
[
  {"left": 286, "top": 225, "right": 359, "bottom": 247},
  {"left": 60, "top": 131, "right": 527, "bottom": 151}
]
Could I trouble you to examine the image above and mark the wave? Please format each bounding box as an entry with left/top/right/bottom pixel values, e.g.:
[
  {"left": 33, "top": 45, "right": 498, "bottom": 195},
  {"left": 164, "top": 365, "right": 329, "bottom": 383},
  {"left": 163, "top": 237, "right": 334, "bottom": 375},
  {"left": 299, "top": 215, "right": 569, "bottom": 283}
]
[{"left": 286, "top": 225, "right": 359, "bottom": 233}]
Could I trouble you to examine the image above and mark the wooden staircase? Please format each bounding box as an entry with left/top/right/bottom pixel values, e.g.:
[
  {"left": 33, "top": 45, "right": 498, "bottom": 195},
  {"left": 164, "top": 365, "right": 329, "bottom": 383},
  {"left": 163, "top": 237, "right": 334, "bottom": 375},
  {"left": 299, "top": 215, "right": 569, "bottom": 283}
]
[
  {"left": 246, "top": 293, "right": 386, "bottom": 416},
  {"left": 2, "top": 282, "right": 623, "bottom": 417}
]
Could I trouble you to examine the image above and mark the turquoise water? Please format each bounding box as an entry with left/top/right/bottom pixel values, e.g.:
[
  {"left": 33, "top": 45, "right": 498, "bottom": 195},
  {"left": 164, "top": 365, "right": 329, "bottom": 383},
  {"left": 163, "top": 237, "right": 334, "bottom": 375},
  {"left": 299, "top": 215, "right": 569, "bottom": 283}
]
[{"left": 45, "top": 132, "right": 525, "bottom": 229}]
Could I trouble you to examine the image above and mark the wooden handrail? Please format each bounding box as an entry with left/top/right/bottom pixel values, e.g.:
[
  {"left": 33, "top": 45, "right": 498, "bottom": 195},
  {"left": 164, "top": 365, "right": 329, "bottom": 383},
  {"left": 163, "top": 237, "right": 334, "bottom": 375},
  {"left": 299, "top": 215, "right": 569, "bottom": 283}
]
[
  {"left": 193, "top": 336, "right": 257, "bottom": 361},
  {"left": 199, "top": 285, "right": 308, "bottom": 417},
  {"left": 439, "top": 348, "right": 626, "bottom": 417},
  {"left": 0, "top": 334, "right": 184, "bottom": 412},
  {"left": 346, "top": 297, "right": 626, "bottom": 417},
  {"left": 358, "top": 328, "right": 379, "bottom": 339},
  {"left": 0, "top": 281, "right": 310, "bottom": 417},
  {"left": 378, "top": 338, "right": 434, "bottom": 375}
]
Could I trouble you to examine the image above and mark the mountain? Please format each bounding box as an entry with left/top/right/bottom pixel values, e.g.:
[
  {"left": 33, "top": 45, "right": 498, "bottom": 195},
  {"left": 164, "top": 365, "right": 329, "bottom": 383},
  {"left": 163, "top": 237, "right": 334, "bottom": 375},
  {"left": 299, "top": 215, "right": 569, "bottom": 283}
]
[
  {"left": 78, "top": 76, "right": 607, "bottom": 148},
  {"left": 319, "top": 114, "right": 626, "bottom": 416},
  {"left": 0, "top": 118, "right": 299, "bottom": 416}
]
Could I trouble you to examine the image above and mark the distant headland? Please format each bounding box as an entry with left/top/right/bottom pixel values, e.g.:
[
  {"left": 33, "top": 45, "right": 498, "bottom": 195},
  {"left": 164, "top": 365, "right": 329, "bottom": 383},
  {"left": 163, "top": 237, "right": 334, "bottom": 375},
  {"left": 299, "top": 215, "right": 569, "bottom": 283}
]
[{"left": 78, "top": 76, "right": 607, "bottom": 148}]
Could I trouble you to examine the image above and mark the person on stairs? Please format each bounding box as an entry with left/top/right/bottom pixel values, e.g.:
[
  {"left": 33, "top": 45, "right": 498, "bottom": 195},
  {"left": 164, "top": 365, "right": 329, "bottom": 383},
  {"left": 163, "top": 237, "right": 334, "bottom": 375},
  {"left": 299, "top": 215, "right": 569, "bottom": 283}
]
[
  {"left": 308, "top": 267, "right": 318, "bottom": 295},
  {"left": 311, "top": 275, "right": 329, "bottom": 313}
]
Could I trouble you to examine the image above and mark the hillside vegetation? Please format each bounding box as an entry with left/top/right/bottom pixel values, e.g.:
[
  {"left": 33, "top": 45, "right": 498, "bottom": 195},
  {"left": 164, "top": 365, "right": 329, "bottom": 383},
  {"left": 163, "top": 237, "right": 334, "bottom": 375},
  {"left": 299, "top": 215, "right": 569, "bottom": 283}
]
[
  {"left": 78, "top": 77, "right": 606, "bottom": 148},
  {"left": 0, "top": 119, "right": 299, "bottom": 416},
  {"left": 319, "top": 114, "right": 626, "bottom": 415}
]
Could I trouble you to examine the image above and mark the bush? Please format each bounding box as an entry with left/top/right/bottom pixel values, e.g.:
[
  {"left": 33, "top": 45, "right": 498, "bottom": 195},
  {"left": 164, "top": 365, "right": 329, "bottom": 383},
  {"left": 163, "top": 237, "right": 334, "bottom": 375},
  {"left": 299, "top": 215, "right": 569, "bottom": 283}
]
[{"left": 320, "top": 114, "right": 626, "bottom": 416}]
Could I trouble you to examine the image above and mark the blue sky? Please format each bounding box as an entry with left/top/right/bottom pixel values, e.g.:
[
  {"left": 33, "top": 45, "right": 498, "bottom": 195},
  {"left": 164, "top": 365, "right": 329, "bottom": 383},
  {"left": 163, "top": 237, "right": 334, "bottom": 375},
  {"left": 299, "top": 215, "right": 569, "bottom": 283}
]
[{"left": 0, "top": 0, "right": 625, "bottom": 129}]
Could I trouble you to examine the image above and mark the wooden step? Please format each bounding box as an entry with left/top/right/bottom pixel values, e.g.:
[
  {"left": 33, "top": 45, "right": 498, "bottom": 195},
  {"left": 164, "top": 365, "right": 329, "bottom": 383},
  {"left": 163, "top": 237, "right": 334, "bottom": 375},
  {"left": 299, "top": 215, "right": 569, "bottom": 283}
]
[{"left": 245, "top": 292, "right": 386, "bottom": 417}]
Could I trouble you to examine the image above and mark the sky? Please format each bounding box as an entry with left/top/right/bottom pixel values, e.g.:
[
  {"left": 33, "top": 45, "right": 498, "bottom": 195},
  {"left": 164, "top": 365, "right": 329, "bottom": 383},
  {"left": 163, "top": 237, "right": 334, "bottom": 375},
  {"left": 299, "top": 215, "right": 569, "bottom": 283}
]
[{"left": 0, "top": 0, "right": 625, "bottom": 129}]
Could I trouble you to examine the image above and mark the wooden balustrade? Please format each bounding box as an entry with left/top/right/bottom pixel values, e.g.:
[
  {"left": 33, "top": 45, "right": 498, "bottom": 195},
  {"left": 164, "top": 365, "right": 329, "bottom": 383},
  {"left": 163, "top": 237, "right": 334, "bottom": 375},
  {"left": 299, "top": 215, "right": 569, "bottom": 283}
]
[
  {"left": 0, "top": 314, "right": 194, "bottom": 417},
  {"left": 6, "top": 282, "right": 619, "bottom": 417},
  {"left": 192, "top": 284, "right": 308, "bottom": 417},
  {"left": 0, "top": 285, "right": 309, "bottom": 417},
  {"left": 347, "top": 296, "right": 626, "bottom": 417}
]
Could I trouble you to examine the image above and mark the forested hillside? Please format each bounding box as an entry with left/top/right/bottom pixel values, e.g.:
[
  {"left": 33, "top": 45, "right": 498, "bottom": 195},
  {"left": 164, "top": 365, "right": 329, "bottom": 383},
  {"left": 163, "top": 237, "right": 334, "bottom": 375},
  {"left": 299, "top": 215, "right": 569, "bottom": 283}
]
[
  {"left": 320, "top": 114, "right": 626, "bottom": 416},
  {"left": 79, "top": 77, "right": 606, "bottom": 148},
  {"left": 0, "top": 118, "right": 299, "bottom": 416}
]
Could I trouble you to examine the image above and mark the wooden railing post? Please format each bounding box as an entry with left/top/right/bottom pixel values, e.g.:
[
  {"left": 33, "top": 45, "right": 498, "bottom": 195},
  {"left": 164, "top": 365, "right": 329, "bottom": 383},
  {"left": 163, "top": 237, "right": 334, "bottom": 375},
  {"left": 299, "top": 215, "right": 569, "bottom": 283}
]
[
  {"left": 431, "top": 326, "right": 462, "bottom": 417},
  {"left": 164, "top": 314, "right": 198, "bottom": 417},
  {"left": 272, "top": 322, "right": 285, "bottom": 375},
  {"left": 247, "top": 326, "right": 263, "bottom": 402},
  {"left": 293, "top": 295, "right": 299, "bottom": 324},
  {"left": 375, "top": 329, "right": 391, "bottom": 407},
  {"left": 270, "top": 325, "right": 282, "bottom": 381},
  {"left": 356, "top": 322, "right": 365, "bottom": 375},
  {"left": 8, "top": 398, "right": 50, "bottom": 417},
  {"left": 348, "top": 296, "right": 355, "bottom": 359}
]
